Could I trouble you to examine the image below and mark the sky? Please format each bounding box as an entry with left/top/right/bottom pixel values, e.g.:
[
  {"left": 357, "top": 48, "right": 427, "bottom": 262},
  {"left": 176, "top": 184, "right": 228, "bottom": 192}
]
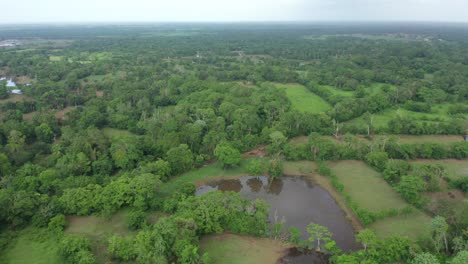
[{"left": 1, "top": 0, "right": 468, "bottom": 24}]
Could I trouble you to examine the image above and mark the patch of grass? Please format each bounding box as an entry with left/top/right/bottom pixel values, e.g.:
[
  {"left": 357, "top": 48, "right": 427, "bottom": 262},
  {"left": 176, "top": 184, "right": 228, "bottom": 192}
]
[
  {"left": 396, "top": 135, "right": 463, "bottom": 144},
  {"left": 410, "top": 159, "right": 468, "bottom": 181},
  {"left": 0, "top": 94, "right": 32, "bottom": 104},
  {"left": 364, "top": 83, "right": 397, "bottom": 95},
  {"left": 200, "top": 233, "right": 288, "bottom": 264},
  {"left": 49, "top": 55, "right": 63, "bottom": 61},
  {"left": 164, "top": 161, "right": 248, "bottom": 192},
  {"left": 370, "top": 211, "right": 431, "bottom": 241},
  {"left": 65, "top": 209, "right": 136, "bottom": 263},
  {"left": 319, "top": 85, "right": 355, "bottom": 98},
  {"left": 101, "top": 127, "right": 135, "bottom": 139},
  {"left": 0, "top": 227, "right": 61, "bottom": 264},
  {"left": 66, "top": 210, "right": 133, "bottom": 238},
  {"left": 274, "top": 83, "right": 331, "bottom": 113},
  {"left": 328, "top": 161, "right": 408, "bottom": 212},
  {"left": 347, "top": 107, "right": 455, "bottom": 129},
  {"left": 283, "top": 161, "right": 317, "bottom": 176}
]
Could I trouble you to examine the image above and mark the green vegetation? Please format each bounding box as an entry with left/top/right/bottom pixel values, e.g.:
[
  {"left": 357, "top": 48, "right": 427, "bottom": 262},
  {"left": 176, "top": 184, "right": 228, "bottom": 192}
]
[
  {"left": 328, "top": 161, "right": 408, "bottom": 212},
  {"left": 164, "top": 161, "right": 248, "bottom": 192},
  {"left": 410, "top": 159, "right": 468, "bottom": 181},
  {"left": 275, "top": 83, "right": 331, "bottom": 113},
  {"left": 1, "top": 228, "right": 61, "bottom": 264},
  {"left": 369, "top": 212, "right": 431, "bottom": 240},
  {"left": 0, "top": 23, "right": 467, "bottom": 264},
  {"left": 200, "top": 234, "right": 288, "bottom": 264}
]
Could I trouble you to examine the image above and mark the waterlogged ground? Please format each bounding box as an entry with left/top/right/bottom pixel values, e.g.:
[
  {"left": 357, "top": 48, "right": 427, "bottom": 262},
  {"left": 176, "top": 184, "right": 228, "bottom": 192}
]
[{"left": 197, "top": 176, "right": 360, "bottom": 252}]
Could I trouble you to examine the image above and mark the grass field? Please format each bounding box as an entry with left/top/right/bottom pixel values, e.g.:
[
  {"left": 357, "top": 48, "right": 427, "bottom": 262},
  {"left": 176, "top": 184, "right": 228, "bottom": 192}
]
[
  {"left": 319, "top": 85, "right": 354, "bottom": 97},
  {"left": 410, "top": 159, "right": 468, "bottom": 181},
  {"left": 200, "top": 233, "right": 288, "bottom": 264},
  {"left": 369, "top": 211, "right": 431, "bottom": 240},
  {"left": 66, "top": 210, "right": 134, "bottom": 238},
  {"left": 49, "top": 55, "right": 63, "bottom": 61},
  {"left": 0, "top": 228, "right": 61, "bottom": 264},
  {"left": 164, "top": 161, "right": 248, "bottom": 192},
  {"left": 364, "top": 83, "right": 397, "bottom": 95},
  {"left": 395, "top": 135, "right": 463, "bottom": 144},
  {"left": 275, "top": 83, "right": 331, "bottom": 113},
  {"left": 346, "top": 107, "right": 455, "bottom": 129},
  {"left": 283, "top": 160, "right": 318, "bottom": 176},
  {"left": 327, "top": 161, "right": 408, "bottom": 212},
  {"left": 0, "top": 94, "right": 32, "bottom": 104}
]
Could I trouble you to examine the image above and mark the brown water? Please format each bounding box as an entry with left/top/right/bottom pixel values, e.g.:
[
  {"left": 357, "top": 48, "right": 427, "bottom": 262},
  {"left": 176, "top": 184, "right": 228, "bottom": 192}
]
[{"left": 196, "top": 176, "right": 360, "bottom": 255}]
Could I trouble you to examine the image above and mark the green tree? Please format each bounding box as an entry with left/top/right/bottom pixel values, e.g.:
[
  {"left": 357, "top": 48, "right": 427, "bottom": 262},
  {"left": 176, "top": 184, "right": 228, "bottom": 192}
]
[
  {"left": 214, "top": 142, "right": 242, "bottom": 168},
  {"left": 451, "top": 251, "right": 468, "bottom": 264},
  {"left": 58, "top": 235, "right": 96, "bottom": 264},
  {"left": 267, "top": 158, "right": 283, "bottom": 178},
  {"left": 288, "top": 226, "right": 302, "bottom": 245},
  {"left": 108, "top": 235, "right": 136, "bottom": 261},
  {"left": 48, "top": 214, "right": 67, "bottom": 233},
  {"left": 180, "top": 244, "right": 200, "bottom": 264},
  {"left": 110, "top": 137, "right": 143, "bottom": 170},
  {"left": 306, "top": 223, "right": 332, "bottom": 252},
  {"left": 365, "top": 151, "right": 389, "bottom": 172},
  {"left": 140, "top": 159, "right": 172, "bottom": 181},
  {"left": 412, "top": 253, "right": 439, "bottom": 264},
  {"left": 0, "top": 81, "right": 8, "bottom": 99},
  {"left": 35, "top": 123, "right": 54, "bottom": 143},
  {"left": 396, "top": 175, "right": 425, "bottom": 206},
  {"left": 429, "top": 216, "right": 449, "bottom": 253},
  {"left": 126, "top": 209, "right": 147, "bottom": 230},
  {"left": 356, "top": 229, "right": 377, "bottom": 251},
  {"left": 383, "top": 159, "right": 411, "bottom": 184},
  {"left": 0, "top": 154, "right": 12, "bottom": 177},
  {"left": 268, "top": 131, "right": 287, "bottom": 155},
  {"left": 247, "top": 159, "right": 264, "bottom": 176},
  {"left": 166, "top": 144, "right": 194, "bottom": 175}
]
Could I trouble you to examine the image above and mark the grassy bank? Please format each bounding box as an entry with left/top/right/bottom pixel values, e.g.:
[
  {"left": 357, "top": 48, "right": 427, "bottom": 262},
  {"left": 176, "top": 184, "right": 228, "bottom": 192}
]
[
  {"left": 327, "top": 161, "right": 408, "bottom": 212},
  {"left": 200, "top": 233, "right": 289, "bottom": 264}
]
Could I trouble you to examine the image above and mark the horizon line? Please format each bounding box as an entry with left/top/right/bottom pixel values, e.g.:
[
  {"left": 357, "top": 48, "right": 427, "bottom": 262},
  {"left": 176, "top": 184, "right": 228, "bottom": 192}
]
[{"left": 1, "top": 20, "right": 468, "bottom": 26}]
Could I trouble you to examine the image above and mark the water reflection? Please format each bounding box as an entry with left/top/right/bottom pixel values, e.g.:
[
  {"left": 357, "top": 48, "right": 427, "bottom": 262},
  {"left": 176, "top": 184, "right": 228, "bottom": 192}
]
[
  {"left": 246, "top": 177, "right": 263, "bottom": 193},
  {"left": 197, "top": 176, "right": 360, "bottom": 252}
]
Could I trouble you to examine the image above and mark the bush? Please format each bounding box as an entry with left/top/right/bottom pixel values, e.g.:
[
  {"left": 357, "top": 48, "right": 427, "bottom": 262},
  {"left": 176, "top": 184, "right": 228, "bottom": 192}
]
[
  {"left": 126, "top": 209, "right": 147, "bottom": 230},
  {"left": 396, "top": 176, "right": 425, "bottom": 206},
  {"left": 383, "top": 160, "right": 411, "bottom": 185},
  {"left": 267, "top": 159, "right": 283, "bottom": 178},
  {"left": 48, "top": 214, "right": 67, "bottom": 233},
  {"left": 365, "top": 151, "right": 389, "bottom": 172},
  {"left": 108, "top": 235, "right": 136, "bottom": 261},
  {"left": 58, "top": 235, "right": 96, "bottom": 264},
  {"left": 247, "top": 159, "right": 264, "bottom": 176}
]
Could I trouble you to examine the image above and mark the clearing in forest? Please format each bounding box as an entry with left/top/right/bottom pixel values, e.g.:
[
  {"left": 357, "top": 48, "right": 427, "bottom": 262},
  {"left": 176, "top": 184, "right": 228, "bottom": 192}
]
[
  {"left": 200, "top": 233, "right": 289, "bottom": 264},
  {"left": 275, "top": 83, "right": 331, "bottom": 113},
  {"left": 164, "top": 161, "right": 248, "bottom": 192},
  {"left": 0, "top": 227, "right": 61, "bottom": 264},
  {"left": 327, "top": 161, "right": 408, "bottom": 212},
  {"left": 369, "top": 212, "right": 431, "bottom": 240},
  {"left": 410, "top": 159, "right": 468, "bottom": 181}
]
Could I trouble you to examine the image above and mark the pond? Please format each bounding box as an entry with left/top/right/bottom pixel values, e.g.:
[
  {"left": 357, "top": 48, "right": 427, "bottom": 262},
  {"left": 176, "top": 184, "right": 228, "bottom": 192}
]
[{"left": 197, "top": 176, "right": 360, "bottom": 262}]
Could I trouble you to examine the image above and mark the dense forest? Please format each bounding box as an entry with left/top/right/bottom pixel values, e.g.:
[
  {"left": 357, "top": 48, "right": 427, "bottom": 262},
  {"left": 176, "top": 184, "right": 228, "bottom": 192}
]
[{"left": 0, "top": 23, "right": 467, "bottom": 264}]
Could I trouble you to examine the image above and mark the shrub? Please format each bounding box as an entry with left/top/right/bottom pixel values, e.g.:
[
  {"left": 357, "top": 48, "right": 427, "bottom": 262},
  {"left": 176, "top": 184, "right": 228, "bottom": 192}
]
[
  {"left": 247, "top": 158, "right": 264, "bottom": 176},
  {"left": 126, "top": 209, "right": 147, "bottom": 230},
  {"left": 48, "top": 214, "right": 67, "bottom": 233}
]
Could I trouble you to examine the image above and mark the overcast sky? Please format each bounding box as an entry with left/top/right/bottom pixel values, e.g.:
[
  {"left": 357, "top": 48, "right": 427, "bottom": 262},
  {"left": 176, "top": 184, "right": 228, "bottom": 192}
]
[{"left": 2, "top": 0, "right": 468, "bottom": 24}]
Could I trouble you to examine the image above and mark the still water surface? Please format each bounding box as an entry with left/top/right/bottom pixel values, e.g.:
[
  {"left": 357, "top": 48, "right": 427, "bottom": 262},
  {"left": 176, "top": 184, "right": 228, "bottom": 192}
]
[{"left": 197, "top": 176, "right": 360, "bottom": 263}]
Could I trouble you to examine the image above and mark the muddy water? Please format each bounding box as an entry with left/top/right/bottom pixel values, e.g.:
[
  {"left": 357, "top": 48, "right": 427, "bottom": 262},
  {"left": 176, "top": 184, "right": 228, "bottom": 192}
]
[{"left": 196, "top": 176, "right": 360, "bottom": 253}]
